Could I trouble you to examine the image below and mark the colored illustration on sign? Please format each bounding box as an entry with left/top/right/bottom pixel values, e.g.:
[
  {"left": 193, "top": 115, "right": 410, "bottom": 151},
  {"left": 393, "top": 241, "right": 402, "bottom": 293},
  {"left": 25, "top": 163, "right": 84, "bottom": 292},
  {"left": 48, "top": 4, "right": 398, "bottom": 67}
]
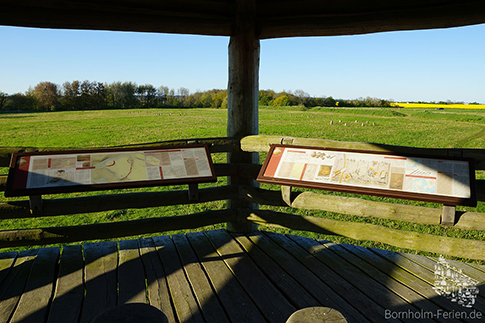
[
  {"left": 263, "top": 147, "right": 472, "bottom": 199},
  {"left": 16, "top": 147, "right": 213, "bottom": 191}
]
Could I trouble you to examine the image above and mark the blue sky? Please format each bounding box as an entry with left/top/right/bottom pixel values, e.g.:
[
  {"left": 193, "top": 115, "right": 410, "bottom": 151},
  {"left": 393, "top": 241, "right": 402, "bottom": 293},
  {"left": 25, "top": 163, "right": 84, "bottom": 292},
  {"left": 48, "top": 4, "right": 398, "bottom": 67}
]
[{"left": 1, "top": 23, "right": 484, "bottom": 103}]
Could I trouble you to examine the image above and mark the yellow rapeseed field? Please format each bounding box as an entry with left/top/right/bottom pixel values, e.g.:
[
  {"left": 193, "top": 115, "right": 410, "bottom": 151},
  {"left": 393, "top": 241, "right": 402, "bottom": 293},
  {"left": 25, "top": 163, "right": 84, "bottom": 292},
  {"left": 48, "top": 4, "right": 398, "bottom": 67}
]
[{"left": 392, "top": 102, "right": 485, "bottom": 109}]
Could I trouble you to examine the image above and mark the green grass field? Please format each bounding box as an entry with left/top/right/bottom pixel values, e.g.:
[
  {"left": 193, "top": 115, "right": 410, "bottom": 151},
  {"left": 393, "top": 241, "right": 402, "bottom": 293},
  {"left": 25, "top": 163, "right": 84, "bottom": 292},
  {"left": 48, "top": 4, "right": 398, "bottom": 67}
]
[
  {"left": 3, "top": 107, "right": 485, "bottom": 149},
  {"left": 2, "top": 107, "right": 485, "bottom": 261}
]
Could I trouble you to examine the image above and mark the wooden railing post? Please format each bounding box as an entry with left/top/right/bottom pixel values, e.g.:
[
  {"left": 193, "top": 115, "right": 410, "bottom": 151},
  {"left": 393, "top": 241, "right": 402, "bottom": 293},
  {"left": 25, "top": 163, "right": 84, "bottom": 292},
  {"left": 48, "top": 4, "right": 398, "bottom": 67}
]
[{"left": 226, "top": 0, "right": 259, "bottom": 233}]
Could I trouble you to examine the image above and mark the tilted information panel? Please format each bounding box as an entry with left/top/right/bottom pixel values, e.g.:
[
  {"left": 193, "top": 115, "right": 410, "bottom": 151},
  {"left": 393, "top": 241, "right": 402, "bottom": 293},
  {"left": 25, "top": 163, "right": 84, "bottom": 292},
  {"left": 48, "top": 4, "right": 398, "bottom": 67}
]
[
  {"left": 5, "top": 144, "right": 216, "bottom": 197},
  {"left": 257, "top": 144, "right": 477, "bottom": 207}
]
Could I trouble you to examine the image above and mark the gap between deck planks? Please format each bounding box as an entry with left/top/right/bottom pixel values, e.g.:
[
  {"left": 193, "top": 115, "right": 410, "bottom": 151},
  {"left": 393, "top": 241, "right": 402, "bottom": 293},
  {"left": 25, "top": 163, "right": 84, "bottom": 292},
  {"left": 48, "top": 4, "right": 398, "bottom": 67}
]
[{"left": 0, "top": 230, "right": 484, "bottom": 323}]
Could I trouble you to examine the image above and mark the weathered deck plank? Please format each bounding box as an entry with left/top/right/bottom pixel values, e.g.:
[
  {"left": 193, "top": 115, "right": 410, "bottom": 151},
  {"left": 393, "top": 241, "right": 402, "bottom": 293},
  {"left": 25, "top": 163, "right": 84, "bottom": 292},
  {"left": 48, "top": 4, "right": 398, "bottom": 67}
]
[
  {"left": 231, "top": 232, "right": 321, "bottom": 309},
  {"left": 153, "top": 235, "right": 205, "bottom": 323},
  {"left": 288, "top": 235, "right": 439, "bottom": 323},
  {"left": 266, "top": 232, "right": 394, "bottom": 323},
  {"left": 138, "top": 238, "right": 177, "bottom": 323},
  {"left": 80, "top": 241, "right": 118, "bottom": 323},
  {"left": 371, "top": 247, "right": 485, "bottom": 318},
  {"left": 330, "top": 241, "right": 467, "bottom": 319},
  {"left": 118, "top": 239, "right": 146, "bottom": 305},
  {"left": 10, "top": 247, "right": 59, "bottom": 323},
  {"left": 47, "top": 245, "right": 84, "bottom": 323},
  {"left": 186, "top": 231, "right": 267, "bottom": 323},
  {"left": 387, "top": 251, "right": 485, "bottom": 303},
  {"left": 246, "top": 231, "right": 370, "bottom": 323},
  {"left": 172, "top": 234, "right": 230, "bottom": 323},
  {"left": 0, "top": 250, "right": 37, "bottom": 323},
  {"left": 205, "top": 230, "right": 296, "bottom": 323},
  {"left": 0, "top": 230, "right": 483, "bottom": 323},
  {"left": 0, "top": 252, "right": 17, "bottom": 287}
]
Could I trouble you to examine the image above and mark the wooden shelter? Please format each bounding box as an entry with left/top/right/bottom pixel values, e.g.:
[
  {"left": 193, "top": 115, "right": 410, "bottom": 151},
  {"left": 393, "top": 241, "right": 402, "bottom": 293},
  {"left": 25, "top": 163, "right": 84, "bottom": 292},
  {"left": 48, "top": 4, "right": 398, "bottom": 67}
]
[
  {"left": 2, "top": 1, "right": 485, "bottom": 322},
  {"left": 3, "top": 1, "right": 485, "bottom": 37},
  {"left": 5, "top": 0, "right": 485, "bottom": 230}
]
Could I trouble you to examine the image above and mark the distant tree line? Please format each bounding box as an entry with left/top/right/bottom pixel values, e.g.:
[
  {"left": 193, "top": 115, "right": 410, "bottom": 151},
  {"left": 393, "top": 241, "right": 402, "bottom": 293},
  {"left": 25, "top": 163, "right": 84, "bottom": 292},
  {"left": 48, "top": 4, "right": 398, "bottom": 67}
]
[
  {"left": 0, "top": 80, "right": 394, "bottom": 111},
  {"left": 257, "top": 89, "right": 392, "bottom": 108}
]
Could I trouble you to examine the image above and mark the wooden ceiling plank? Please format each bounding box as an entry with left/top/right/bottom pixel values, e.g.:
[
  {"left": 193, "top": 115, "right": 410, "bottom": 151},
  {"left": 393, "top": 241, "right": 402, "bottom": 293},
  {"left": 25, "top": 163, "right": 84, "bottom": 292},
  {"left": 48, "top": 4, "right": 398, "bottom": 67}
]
[
  {"left": 259, "top": 1, "right": 485, "bottom": 38},
  {"left": 0, "top": 4, "right": 232, "bottom": 36},
  {"left": 0, "top": 1, "right": 484, "bottom": 38},
  {"left": 1, "top": 1, "right": 233, "bottom": 21}
]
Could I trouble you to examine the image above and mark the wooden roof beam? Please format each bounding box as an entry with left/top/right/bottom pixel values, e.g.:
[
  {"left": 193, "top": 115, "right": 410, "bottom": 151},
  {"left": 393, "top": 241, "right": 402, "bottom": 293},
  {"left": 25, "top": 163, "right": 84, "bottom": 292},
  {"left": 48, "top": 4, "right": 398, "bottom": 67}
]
[
  {"left": 0, "top": 3, "right": 233, "bottom": 36},
  {"left": 258, "top": 1, "right": 485, "bottom": 38}
]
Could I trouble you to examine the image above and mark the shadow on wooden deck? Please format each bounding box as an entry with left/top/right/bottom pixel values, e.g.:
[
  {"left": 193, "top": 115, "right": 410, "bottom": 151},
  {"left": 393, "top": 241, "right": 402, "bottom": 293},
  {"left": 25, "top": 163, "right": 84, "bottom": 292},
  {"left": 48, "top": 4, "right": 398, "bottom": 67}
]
[{"left": 0, "top": 229, "right": 484, "bottom": 322}]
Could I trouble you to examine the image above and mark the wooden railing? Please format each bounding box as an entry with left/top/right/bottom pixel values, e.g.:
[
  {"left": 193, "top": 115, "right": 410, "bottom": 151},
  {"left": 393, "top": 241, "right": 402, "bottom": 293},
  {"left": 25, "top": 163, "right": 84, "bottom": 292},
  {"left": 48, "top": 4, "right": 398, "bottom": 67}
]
[{"left": 1, "top": 135, "right": 485, "bottom": 261}]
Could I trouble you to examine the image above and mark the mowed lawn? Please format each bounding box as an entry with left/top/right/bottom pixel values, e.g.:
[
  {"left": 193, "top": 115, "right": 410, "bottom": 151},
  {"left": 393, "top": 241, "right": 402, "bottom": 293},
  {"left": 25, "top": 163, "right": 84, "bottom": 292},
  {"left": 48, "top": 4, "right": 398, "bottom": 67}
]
[
  {"left": 3, "top": 107, "right": 485, "bottom": 149},
  {"left": 2, "top": 107, "right": 485, "bottom": 258}
]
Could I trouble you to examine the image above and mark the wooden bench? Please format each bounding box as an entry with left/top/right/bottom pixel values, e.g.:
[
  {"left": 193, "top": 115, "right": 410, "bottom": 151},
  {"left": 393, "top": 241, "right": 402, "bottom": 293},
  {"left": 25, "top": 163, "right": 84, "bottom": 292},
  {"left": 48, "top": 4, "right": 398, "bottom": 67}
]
[
  {"left": 257, "top": 144, "right": 477, "bottom": 226},
  {"left": 4, "top": 144, "right": 217, "bottom": 215}
]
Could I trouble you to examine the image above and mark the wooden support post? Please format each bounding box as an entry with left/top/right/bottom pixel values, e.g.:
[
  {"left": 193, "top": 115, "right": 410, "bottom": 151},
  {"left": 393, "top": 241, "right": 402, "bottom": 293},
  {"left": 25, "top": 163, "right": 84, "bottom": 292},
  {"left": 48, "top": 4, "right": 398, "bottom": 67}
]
[
  {"left": 226, "top": 0, "right": 260, "bottom": 233},
  {"left": 441, "top": 205, "right": 456, "bottom": 226}
]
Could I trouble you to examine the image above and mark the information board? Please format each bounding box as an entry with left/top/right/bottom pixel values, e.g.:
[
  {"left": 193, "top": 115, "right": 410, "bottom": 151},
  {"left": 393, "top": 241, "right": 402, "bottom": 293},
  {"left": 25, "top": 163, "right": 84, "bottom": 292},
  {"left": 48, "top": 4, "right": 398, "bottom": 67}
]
[
  {"left": 5, "top": 144, "right": 216, "bottom": 197},
  {"left": 257, "top": 144, "right": 477, "bottom": 206}
]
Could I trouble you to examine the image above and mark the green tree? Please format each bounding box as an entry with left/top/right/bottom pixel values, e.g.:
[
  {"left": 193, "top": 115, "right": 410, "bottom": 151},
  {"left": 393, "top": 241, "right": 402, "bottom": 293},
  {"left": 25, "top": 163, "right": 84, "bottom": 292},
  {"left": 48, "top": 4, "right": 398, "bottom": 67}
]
[
  {"left": 80, "top": 80, "right": 95, "bottom": 109},
  {"left": 272, "top": 95, "right": 291, "bottom": 106},
  {"left": 62, "top": 80, "right": 82, "bottom": 110},
  {"left": 313, "top": 97, "right": 324, "bottom": 107},
  {"left": 5, "top": 93, "right": 36, "bottom": 111},
  {"left": 158, "top": 86, "right": 170, "bottom": 106},
  {"left": 272, "top": 92, "right": 298, "bottom": 106},
  {"left": 33, "top": 81, "right": 60, "bottom": 111},
  {"left": 106, "top": 81, "right": 138, "bottom": 109},
  {"left": 91, "top": 82, "right": 107, "bottom": 109},
  {"left": 213, "top": 90, "right": 227, "bottom": 108},
  {"left": 0, "top": 91, "right": 7, "bottom": 110},
  {"left": 294, "top": 89, "right": 311, "bottom": 107},
  {"left": 322, "top": 96, "right": 336, "bottom": 107},
  {"left": 137, "top": 84, "right": 158, "bottom": 107},
  {"left": 259, "top": 90, "right": 275, "bottom": 106},
  {"left": 177, "top": 87, "right": 190, "bottom": 107}
]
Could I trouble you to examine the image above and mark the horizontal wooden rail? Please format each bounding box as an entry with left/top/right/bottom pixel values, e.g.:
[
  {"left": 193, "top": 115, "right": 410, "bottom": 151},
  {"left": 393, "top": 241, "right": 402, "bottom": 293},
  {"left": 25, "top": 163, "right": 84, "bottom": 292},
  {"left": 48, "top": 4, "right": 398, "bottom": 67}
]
[
  {"left": 240, "top": 135, "right": 485, "bottom": 170},
  {"left": 0, "top": 136, "right": 238, "bottom": 167},
  {"left": 0, "top": 175, "right": 5, "bottom": 192},
  {"left": 0, "top": 185, "right": 237, "bottom": 219},
  {"left": 240, "top": 186, "right": 485, "bottom": 231},
  {"left": 0, "top": 209, "right": 235, "bottom": 248},
  {"left": 246, "top": 209, "right": 485, "bottom": 261}
]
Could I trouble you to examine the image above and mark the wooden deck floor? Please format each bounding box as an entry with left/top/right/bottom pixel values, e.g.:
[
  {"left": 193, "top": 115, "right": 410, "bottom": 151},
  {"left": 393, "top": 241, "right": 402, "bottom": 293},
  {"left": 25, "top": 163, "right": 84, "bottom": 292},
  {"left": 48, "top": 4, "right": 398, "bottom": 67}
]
[{"left": 0, "top": 229, "right": 484, "bottom": 323}]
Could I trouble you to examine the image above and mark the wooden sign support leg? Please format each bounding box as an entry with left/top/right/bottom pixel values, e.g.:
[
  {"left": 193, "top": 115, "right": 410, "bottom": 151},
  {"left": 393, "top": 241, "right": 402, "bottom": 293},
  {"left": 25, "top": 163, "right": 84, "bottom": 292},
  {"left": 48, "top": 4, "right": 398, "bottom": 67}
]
[
  {"left": 29, "top": 195, "right": 43, "bottom": 215},
  {"left": 282, "top": 186, "right": 292, "bottom": 206},
  {"left": 441, "top": 205, "right": 456, "bottom": 226},
  {"left": 188, "top": 183, "right": 199, "bottom": 202}
]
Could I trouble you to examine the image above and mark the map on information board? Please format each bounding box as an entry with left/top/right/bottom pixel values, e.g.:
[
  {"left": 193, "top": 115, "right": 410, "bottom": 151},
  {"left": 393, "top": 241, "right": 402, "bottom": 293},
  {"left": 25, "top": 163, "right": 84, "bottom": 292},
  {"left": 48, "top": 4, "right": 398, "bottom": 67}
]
[
  {"left": 5, "top": 145, "right": 216, "bottom": 197},
  {"left": 257, "top": 144, "right": 476, "bottom": 206}
]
